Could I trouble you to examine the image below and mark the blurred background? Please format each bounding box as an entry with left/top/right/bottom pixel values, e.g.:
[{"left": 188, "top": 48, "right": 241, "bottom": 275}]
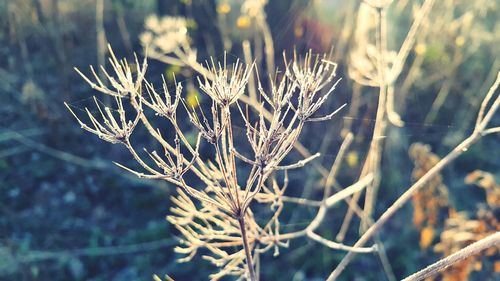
[{"left": 0, "top": 0, "right": 498, "bottom": 280}]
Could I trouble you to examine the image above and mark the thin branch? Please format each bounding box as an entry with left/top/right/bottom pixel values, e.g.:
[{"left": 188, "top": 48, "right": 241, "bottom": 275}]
[
  {"left": 238, "top": 217, "right": 257, "bottom": 281},
  {"left": 307, "top": 231, "right": 377, "bottom": 253},
  {"left": 476, "top": 72, "right": 500, "bottom": 131},
  {"left": 327, "top": 74, "right": 500, "bottom": 280},
  {"left": 242, "top": 40, "right": 257, "bottom": 101},
  {"left": 402, "top": 232, "right": 500, "bottom": 281},
  {"left": 276, "top": 153, "right": 321, "bottom": 170},
  {"left": 389, "top": 0, "right": 436, "bottom": 83},
  {"left": 326, "top": 174, "right": 373, "bottom": 207},
  {"left": 324, "top": 132, "right": 354, "bottom": 198},
  {"left": 481, "top": 127, "right": 500, "bottom": 135},
  {"left": 275, "top": 175, "right": 373, "bottom": 247},
  {"left": 306, "top": 103, "right": 347, "bottom": 122},
  {"left": 281, "top": 196, "right": 321, "bottom": 207}
]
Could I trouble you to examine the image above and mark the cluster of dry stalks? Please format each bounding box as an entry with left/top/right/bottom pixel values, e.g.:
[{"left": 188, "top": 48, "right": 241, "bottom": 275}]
[
  {"left": 66, "top": 45, "right": 374, "bottom": 280},
  {"left": 65, "top": 0, "right": 500, "bottom": 280}
]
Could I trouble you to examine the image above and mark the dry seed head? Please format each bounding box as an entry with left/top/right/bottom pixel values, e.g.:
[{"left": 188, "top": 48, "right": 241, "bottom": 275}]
[
  {"left": 144, "top": 133, "right": 200, "bottom": 180},
  {"left": 67, "top": 45, "right": 346, "bottom": 280},
  {"left": 242, "top": 0, "right": 268, "bottom": 19},
  {"left": 167, "top": 188, "right": 259, "bottom": 266},
  {"left": 284, "top": 50, "right": 343, "bottom": 122},
  {"left": 141, "top": 15, "right": 190, "bottom": 54},
  {"left": 75, "top": 44, "right": 147, "bottom": 98},
  {"left": 184, "top": 99, "right": 225, "bottom": 144},
  {"left": 64, "top": 96, "right": 142, "bottom": 144},
  {"left": 142, "top": 75, "right": 182, "bottom": 119},
  {"left": 198, "top": 56, "right": 253, "bottom": 106}
]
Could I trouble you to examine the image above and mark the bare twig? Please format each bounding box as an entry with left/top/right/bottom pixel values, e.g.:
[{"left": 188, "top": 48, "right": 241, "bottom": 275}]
[
  {"left": 402, "top": 232, "right": 500, "bottom": 281},
  {"left": 238, "top": 216, "right": 257, "bottom": 281},
  {"left": 327, "top": 72, "right": 500, "bottom": 280}
]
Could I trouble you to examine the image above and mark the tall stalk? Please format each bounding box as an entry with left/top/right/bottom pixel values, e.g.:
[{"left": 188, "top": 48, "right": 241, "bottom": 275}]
[{"left": 238, "top": 216, "right": 257, "bottom": 281}]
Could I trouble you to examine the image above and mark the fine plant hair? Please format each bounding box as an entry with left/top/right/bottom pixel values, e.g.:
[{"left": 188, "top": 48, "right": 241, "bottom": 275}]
[{"left": 65, "top": 45, "right": 375, "bottom": 280}]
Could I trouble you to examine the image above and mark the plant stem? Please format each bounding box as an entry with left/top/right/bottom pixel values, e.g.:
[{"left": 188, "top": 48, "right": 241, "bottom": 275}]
[
  {"left": 238, "top": 216, "right": 257, "bottom": 281},
  {"left": 327, "top": 133, "right": 487, "bottom": 280},
  {"left": 402, "top": 232, "right": 500, "bottom": 281},
  {"left": 362, "top": 5, "right": 388, "bottom": 231},
  {"left": 327, "top": 72, "right": 500, "bottom": 281}
]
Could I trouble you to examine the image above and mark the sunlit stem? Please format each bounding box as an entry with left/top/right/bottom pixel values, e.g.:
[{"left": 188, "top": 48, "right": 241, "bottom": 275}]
[{"left": 238, "top": 215, "right": 257, "bottom": 281}]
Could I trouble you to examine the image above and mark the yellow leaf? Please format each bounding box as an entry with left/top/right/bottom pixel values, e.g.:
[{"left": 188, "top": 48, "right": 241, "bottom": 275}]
[{"left": 494, "top": 261, "right": 500, "bottom": 272}]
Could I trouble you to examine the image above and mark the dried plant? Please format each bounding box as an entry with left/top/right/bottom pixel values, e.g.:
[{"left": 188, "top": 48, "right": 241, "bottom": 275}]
[
  {"left": 409, "top": 143, "right": 449, "bottom": 249},
  {"left": 141, "top": 15, "right": 191, "bottom": 55},
  {"left": 465, "top": 170, "right": 500, "bottom": 208},
  {"left": 424, "top": 170, "right": 500, "bottom": 280},
  {"left": 64, "top": 2, "right": 500, "bottom": 280},
  {"left": 407, "top": 153, "right": 499, "bottom": 279},
  {"left": 331, "top": 3, "right": 499, "bottom": 279},
  {"left": 430, "top": 209, "right": 499, "bottom": 281},
  {"left": 139, "top": 15, "right": 204, "bottom": 76},
  {"left": 65, "top": 45, "right": 377, "bottom": 280},
  {"left": 330, "top": 73, "right": 500, "bottom": 281}
]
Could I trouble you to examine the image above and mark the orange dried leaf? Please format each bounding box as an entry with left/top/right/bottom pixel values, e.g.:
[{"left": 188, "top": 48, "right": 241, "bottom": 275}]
[
  {"left": 494, "top": 261, "right": 500, "bottom": 272},
  {"left": 420, "top": 226, "right": 435, "bottom": 249}
]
